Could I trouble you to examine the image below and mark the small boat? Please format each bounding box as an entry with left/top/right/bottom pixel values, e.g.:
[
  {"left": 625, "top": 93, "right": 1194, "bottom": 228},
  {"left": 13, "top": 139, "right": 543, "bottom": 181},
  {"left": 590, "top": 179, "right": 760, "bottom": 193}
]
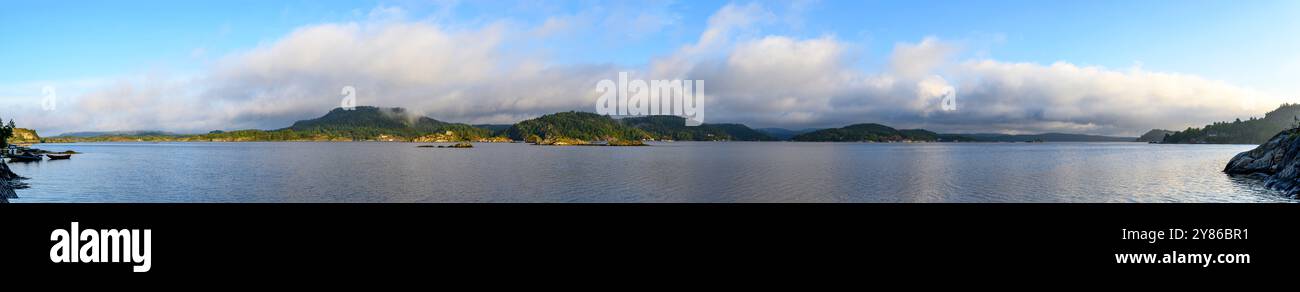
[
  {"left": 46, "top": 153, "right": 73, "bottom": 160},
  {"left": 7, "top": 153, "right": 43, "bottom": 162}
]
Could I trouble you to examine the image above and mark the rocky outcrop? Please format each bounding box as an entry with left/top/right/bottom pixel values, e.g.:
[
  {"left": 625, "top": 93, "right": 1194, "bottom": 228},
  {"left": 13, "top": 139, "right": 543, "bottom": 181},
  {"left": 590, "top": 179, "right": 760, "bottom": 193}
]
[
  {"left": 0, "top": 161, "right": 27, "bottom": 202},
  {"left": 10, "top": 128, "right": 41, "bottom": 144},
  {"left": 476, "top": 136, "right": 513, "bottom": 143},
  {"left": 534, "top": 137, "right": 588, "bottom": 146},
  {"left": 413, "top": 131, "right": 461, "bottom": 143},
  {"left": 1136, "top": 129, "right": 1173, "bottom": 143},
  {"left": 417, "top": 142, "right": 474, "bottom": 148},
  {"left": 607, "top": 139, "right": 647, "bottom": 146},
  {"left": 1224, "top": 128, "right": 1300, "bottom": 197}
]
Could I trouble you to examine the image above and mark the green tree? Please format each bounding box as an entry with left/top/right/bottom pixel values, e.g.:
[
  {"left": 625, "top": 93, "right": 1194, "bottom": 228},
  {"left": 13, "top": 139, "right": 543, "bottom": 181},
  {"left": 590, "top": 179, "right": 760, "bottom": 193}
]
[
  {"left": 0, "top": 116, "right": 12, "bottom": 148},
  {"left": 1162, "top": 103, "right": 1300, "bottom": 144},
  {"left": 504, "top": 111, "right": 650, "bottom": 142},
  {"left": 619, "top": 115, "right": 777, "bottom": 141}
]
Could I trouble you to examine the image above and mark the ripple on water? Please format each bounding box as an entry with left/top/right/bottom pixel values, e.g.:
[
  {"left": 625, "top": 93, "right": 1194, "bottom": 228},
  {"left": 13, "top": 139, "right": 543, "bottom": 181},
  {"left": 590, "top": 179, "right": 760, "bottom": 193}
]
[{"left": 5, "top": 142, "right": 1296, "bottom": 203}]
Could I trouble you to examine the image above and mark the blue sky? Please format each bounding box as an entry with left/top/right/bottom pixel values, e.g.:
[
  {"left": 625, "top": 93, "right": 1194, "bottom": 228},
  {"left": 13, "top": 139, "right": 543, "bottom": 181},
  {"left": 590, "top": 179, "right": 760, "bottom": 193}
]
[
  {"left": 5, "top": 0, "right": 1297, "bottom": 87},
  {"left": 2, "top": 0, "right": 1298, "bottom": 135}
]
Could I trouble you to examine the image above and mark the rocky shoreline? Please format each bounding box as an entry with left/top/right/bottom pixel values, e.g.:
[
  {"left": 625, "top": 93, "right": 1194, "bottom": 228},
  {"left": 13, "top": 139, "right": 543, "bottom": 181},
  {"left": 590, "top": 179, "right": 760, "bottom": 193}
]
[
  {"left": 0, "top": 161, "right": 27, "bottom": 203},
  {"left": 1224, "top": 128, "right": 1300, "bottom": 198}
]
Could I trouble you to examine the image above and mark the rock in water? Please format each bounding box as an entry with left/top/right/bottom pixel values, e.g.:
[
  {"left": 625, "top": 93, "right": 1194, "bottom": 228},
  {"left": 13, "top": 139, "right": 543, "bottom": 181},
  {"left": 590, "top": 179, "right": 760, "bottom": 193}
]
[
  {"left": 607, "top": 139, "right": 647, "bottom": 146},
  {"left": 0, "top": 161, "right": 20, "bottom": 181},
  {"left": 0, "top": 182, "right": 13, "bottom": 200},
  {"left": 0, "top": 181, "right": 12, "bottom": 201},
  {"left": 1224, "top": 128, "right": 1300, "bottom": 197},
  {"left": 0, "top": 161, "right": 21, "bottom": 201}
]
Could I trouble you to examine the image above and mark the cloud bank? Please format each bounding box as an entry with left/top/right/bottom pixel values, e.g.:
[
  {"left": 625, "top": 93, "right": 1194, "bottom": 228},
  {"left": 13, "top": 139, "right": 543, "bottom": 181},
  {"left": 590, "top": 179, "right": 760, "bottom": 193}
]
[{"left": 6, "top": 4, "right": 1287, "bottom": 136}]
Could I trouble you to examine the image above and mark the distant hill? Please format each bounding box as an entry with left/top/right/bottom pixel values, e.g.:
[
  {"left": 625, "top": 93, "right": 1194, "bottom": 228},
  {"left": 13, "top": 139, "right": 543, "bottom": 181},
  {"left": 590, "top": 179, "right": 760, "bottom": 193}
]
[
  {"left": 1162, "top": 103, "right": 1300, "bottom": 144},
  {"left": 285, "top": 106, "right": 489, "bottom": 140},
  {"left": 960, "top": 133, "right": 1135, "bottom": 142},
  {"left": 792, "top": 123, "right": 973, "bottom": 142},
  {"left": 472, "top": 124, "right": 513, "bottom": 133},
  {"left": 1136, "top": 129, "right": 1174, "bottom": 142},
  {"left": 56, "top": 130, "right": 179, "bottom": 138},
  {"left": 504, "top": 111, "right": 649, "bottom": 142},
  {"left": 40, "top": 106, "right": 1153, "bottom": 144},
  {"left": 756, "top": 128, "right": 820, "bottom": 140},
  {"left": 9, "top": 128, "right": 41, "bottom": 143},
  {"left": 621, "top": 116, "right": 776, "bottom": 141},
  {"left": 48, "top": 106, "right": 496, "bottom": 142},
  {"left": 702, "top": 123, "right": 777, "bottom": 141}
]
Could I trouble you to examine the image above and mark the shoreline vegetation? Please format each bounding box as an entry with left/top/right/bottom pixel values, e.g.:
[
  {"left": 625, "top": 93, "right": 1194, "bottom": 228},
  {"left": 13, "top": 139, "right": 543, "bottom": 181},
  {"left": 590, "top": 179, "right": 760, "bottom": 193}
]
[
  {"left": 1, "top": 120, "right": 30, "bottom": 203},
  {"left": 1152, "top": 103, "right": 1300, "bottom": 145},
  {"left": 791, "top": 123, "right": 976, "bottom": 142},
  {"left": 35, "top": 106, "right": 1139, "bottom": 145}
]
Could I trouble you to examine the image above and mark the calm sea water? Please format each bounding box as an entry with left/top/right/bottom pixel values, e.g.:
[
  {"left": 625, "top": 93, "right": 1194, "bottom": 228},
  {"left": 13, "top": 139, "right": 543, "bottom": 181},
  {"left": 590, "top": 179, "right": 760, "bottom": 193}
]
[{"left": 5, "top": 142, "right": 1295, "bottom": 203}]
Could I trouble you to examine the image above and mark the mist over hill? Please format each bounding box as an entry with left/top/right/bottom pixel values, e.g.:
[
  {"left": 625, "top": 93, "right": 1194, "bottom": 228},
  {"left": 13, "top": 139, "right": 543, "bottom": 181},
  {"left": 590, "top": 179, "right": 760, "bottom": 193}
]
[
  {"left": 1162, "top": 104, "right": 1300, "bottom": 144},
  {"left": 621, "top": 116, "right": 775, "bottom": 141},
  {"left": 37, "top": 105, "right": 1175, "bottom": 144}
]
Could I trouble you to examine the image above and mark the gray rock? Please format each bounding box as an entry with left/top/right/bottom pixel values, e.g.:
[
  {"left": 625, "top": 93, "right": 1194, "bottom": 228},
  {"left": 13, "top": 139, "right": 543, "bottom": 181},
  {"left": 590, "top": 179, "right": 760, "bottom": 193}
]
[
  {"left": 1224, "top": 129, "right": 1300, "bottom": 198},
  {"left": 0, "top": 161, "right": 26, "bottom": 201},
  {"left": 0, "top": 183, "right": 13, "bottom": 201}
]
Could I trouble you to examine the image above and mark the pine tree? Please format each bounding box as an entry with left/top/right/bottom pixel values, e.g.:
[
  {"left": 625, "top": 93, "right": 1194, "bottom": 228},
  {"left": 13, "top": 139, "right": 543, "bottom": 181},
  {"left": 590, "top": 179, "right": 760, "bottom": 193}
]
[{"left": 0, "top": 116, "right": 10, "bottom": 148}]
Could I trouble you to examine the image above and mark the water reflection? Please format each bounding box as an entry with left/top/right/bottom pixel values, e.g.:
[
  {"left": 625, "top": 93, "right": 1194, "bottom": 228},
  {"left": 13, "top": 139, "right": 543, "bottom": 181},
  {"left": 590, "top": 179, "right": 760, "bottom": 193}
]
[{"left": 5, "top": 142, "right": 1296, "bottom": 203}]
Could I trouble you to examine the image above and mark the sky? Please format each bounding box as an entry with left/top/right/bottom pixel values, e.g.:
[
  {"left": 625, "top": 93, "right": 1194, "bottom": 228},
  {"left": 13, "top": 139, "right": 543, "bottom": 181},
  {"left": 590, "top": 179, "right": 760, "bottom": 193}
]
[{"left": 2, "top": 0, "right": 1298, "bottom": 136}]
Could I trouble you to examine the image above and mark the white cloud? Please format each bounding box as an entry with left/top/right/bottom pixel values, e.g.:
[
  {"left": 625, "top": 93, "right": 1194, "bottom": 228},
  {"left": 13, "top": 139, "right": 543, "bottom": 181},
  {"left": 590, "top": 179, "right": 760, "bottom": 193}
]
[
  {"left": 7, "top": 16, "right": 618, "bottom": 135},
  {"left": 696, "top": 3, "right": 770, "bottom": 51},
  {"left": 531, "top": 16, "right": 572, "bottom": 38},
  {"left": 366, "top": 5, "right": 407, "bottom": 22},
  {"left": 663, "top": 25, "right": 1281, "bottom": 135},
  {"left": 527, "top": 1, "right": 682, "bottom": 42},
  {"left": 890, "top": 37, "right": 957, "bottom": 78},
  {"left": 6, "top": 3, "right": 1289, "bottom": 137},
  {"left": 940, "top": 60, "right": 1283, "bottom": 134},
  {"left": 194, "top": 19, "right": 621, "bottom": 128},
  {"left": 648, "top": 4, "right": 1285, "bottom": 135},
  {"left": 686, "top": 36, "right": 848, "bottom": 121},
  {"left": 652, "top": 3, "right": 773, "bottom": 77}
]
